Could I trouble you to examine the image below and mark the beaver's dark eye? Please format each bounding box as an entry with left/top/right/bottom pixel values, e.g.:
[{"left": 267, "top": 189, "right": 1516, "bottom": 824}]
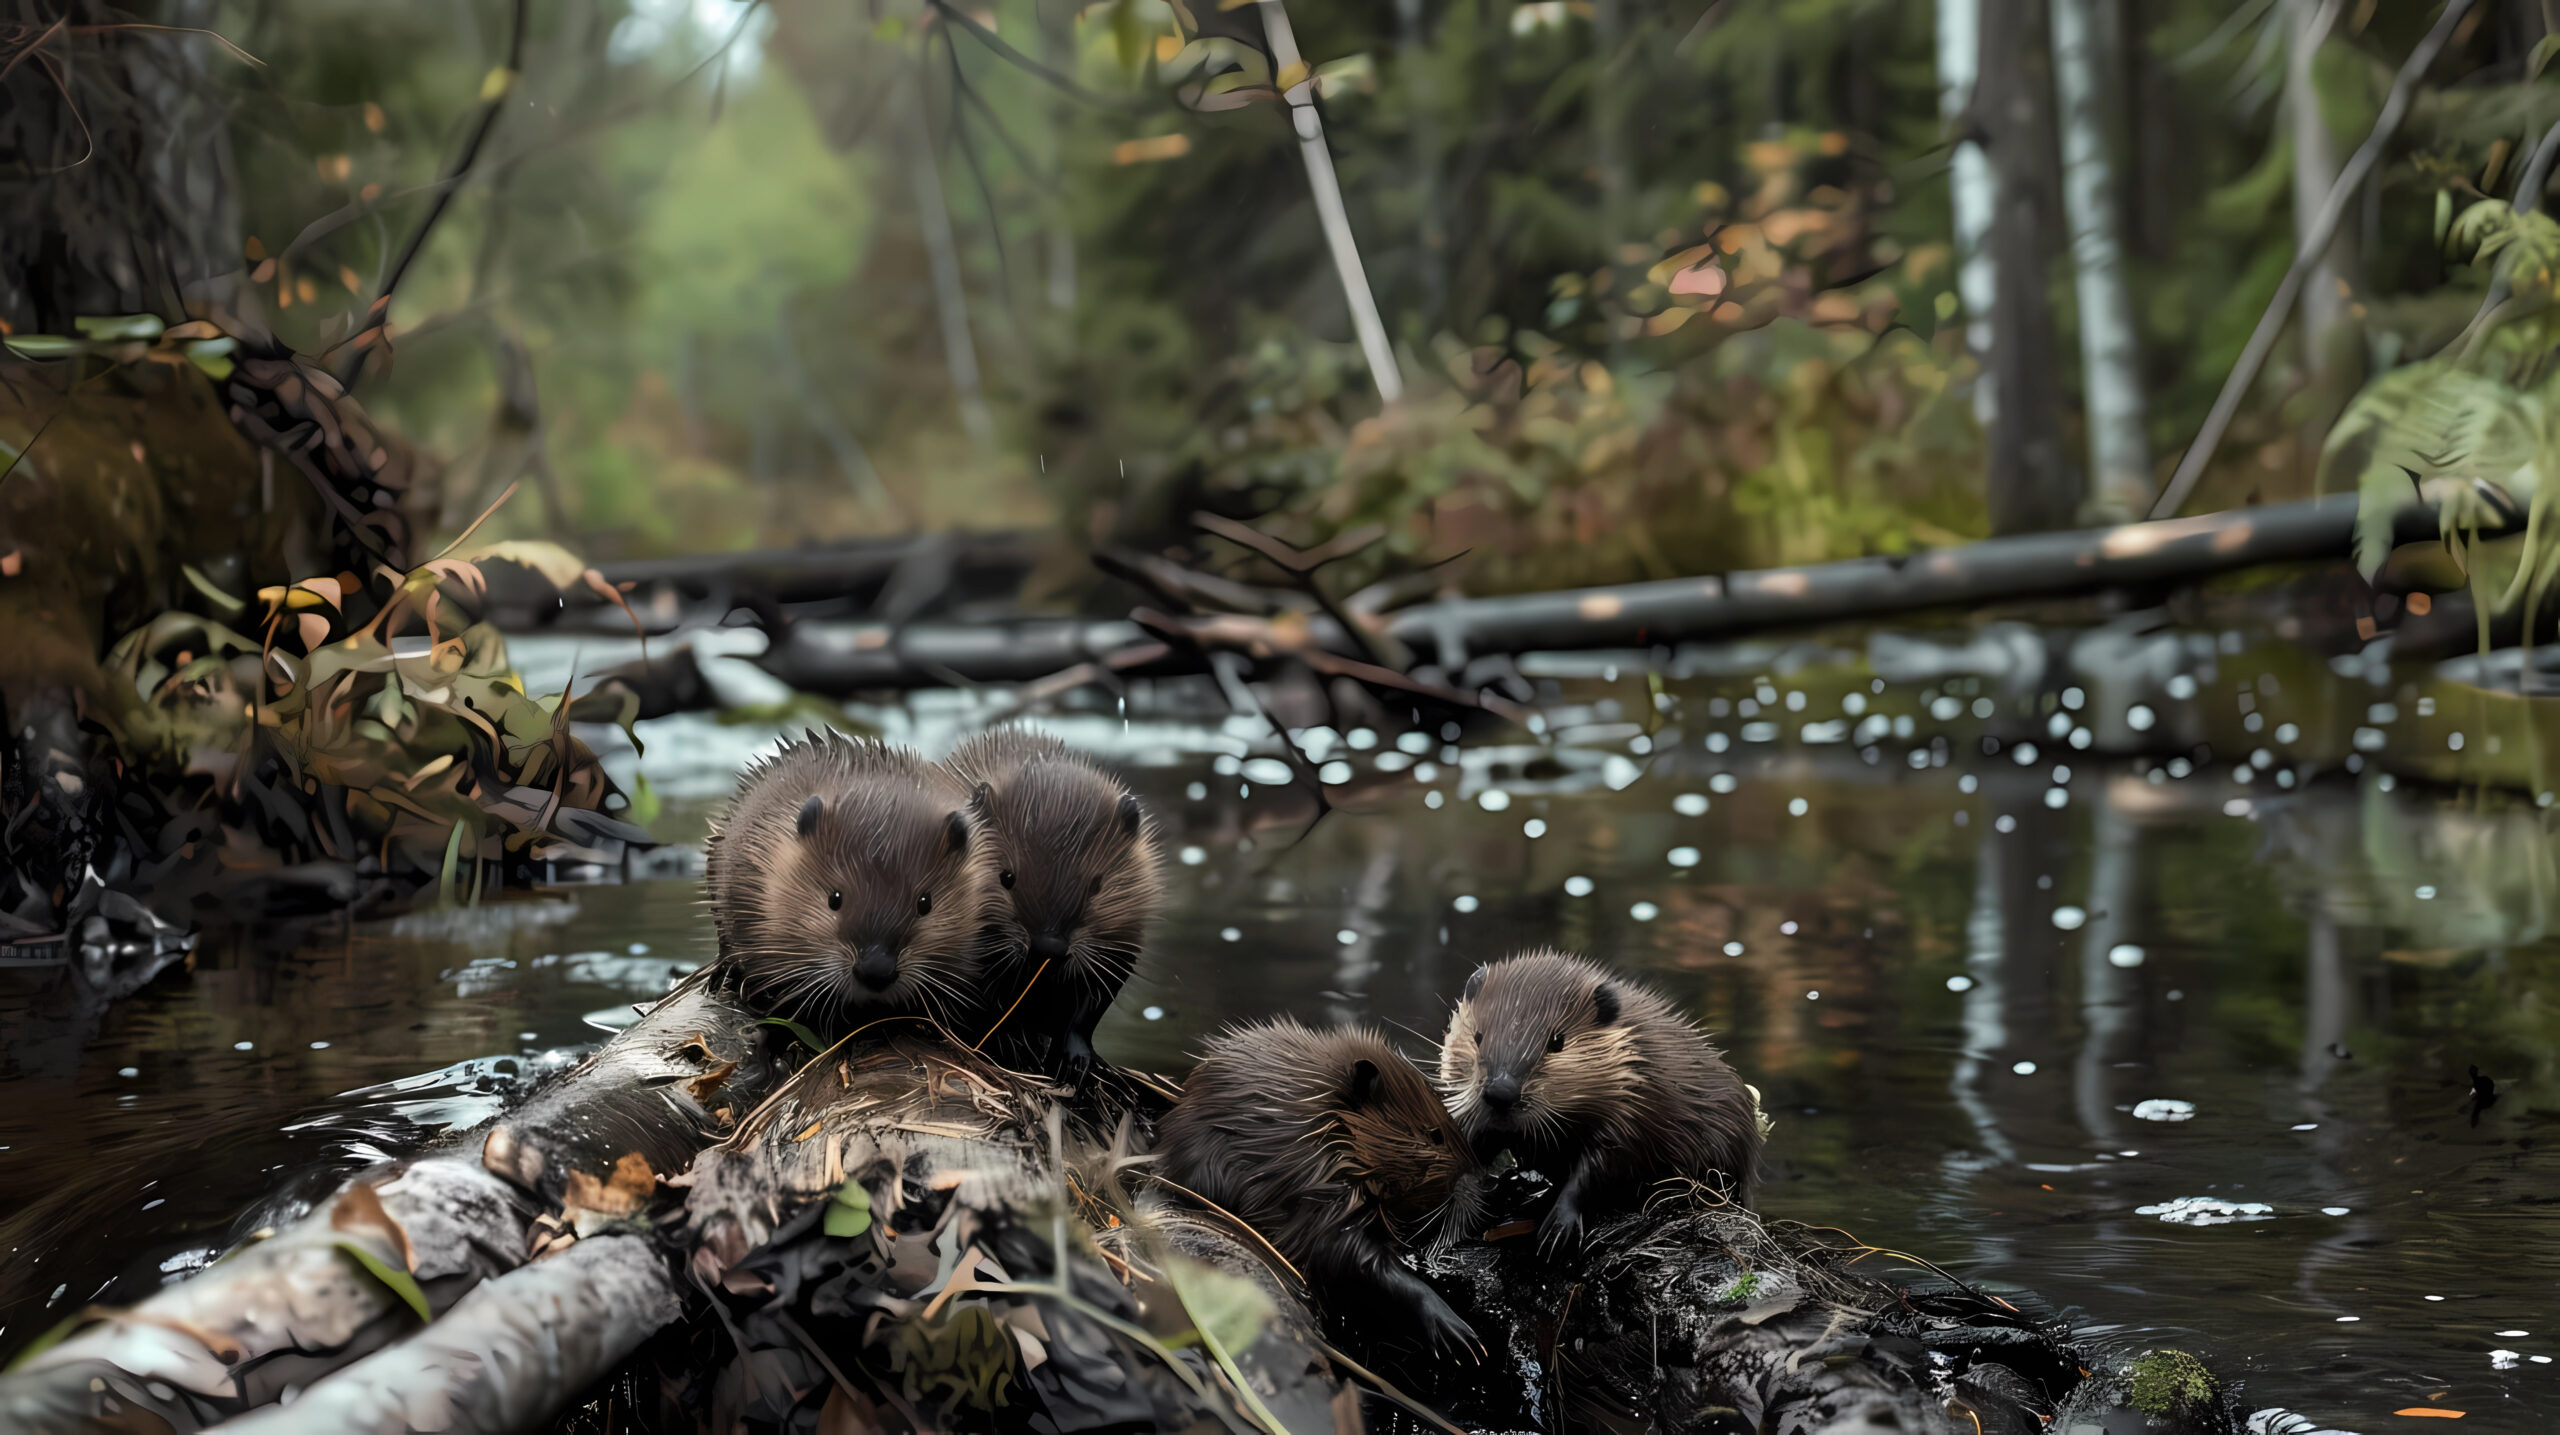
[
  {"left": 999, "top": 869, "right": 1016, "bottom": 889},
  {"left": 828, "top": 890, "right": 843, "bottom": 911},
  {"left": 916, "top": 891, "right": 933, "bottom": 916},
  {"left": 1545, "top": 1031, "right": 1566, "bottom": 1054}
]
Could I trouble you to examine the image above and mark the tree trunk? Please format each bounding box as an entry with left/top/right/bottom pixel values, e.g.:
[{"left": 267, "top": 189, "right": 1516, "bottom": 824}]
[
  {"left": 1259, "top": 0, "right": 1406, "bottom": 405},
  {"left": 2049, "top": 0, "right": 2152, "bottom": 521},
  {"left": 1937, "top": 0, "right": 1999, "bottom": 424},
  {"left": 2285, "top": 0, "right": 2350, "bottom": 376},
  {"left": 905, "top": 104, "right": 997, "bottom": 449},
  {"left": 1977, "top": 0, "right": 2078, "bottom": 532}
]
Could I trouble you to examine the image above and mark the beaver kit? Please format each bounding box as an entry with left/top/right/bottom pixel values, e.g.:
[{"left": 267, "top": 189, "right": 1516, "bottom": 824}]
[
  {"left": 944, "top": 727, "right": 1163, "bottom": 1082},
  {"left": 1441, "top": 947, "right": 1765, "bottom": 1248},
  {"left": 705, "top": 731, "right": 997, "bottom": 1039},
  {"left": 1151, "top": 1019, "right": 1485, "bottom": 1356}
]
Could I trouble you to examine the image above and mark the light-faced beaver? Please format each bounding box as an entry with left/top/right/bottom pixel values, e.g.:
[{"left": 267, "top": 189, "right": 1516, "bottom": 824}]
[
  {"left": 706, "top": 731, "right": 996, "bottom": 1038},
  {"left": 1440, "top": 948, "right": 1761, "bottom": 1255},
  {"left": 1154, "top": 1019, "right": 1483, "bottom": 1355},
  {"left": 942, "top": 728, "right": 1162, "bottom": 1081}
]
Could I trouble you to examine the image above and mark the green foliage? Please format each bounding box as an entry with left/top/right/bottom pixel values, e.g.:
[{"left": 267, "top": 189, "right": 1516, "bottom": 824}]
[
  {"left": 823, "top": 1176, "right": 873, "bottom": 1238},
  {"left": 334, "top": 1240, "right": 435, "bottom": 1325},
  {"left": 2126, "top": 1348, "right": 2218, "bottom": 1417}
]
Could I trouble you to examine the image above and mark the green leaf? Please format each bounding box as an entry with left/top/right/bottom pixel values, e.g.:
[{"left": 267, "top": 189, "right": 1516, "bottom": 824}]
[
  {"left": 334, "top": 1241, "right": 433, "bottom": 1324},
  {"left": 2533, "top": 32, "right": 2560, "bottom": 81},
  {"left": 628, "top": 771, "right": 662, "bottom": 827},
  {"left": 759, "top": 1014, "right": 823, "bottom": 1051},
  {"left": 823, "top": 1177, "right": 872, "bottom": 1238},
  {"left": 1161, "top": 1256, "right": 1271, "bottom": 1356},
  {"left": 74, "top": 314, "right": 165, "bottom": 341},
  {"left": 2, "top": 334, "right": 85, "bottom": 359},
  {"left": 2437, "top": 188, "right": 2455, "bottom": 247},
  {"left": 438, "top": 820, "right": 468, "bottom": 905},
  {"left": 0, "top": 1312, "right": 92, "bottom": 1373},
  {"left": 181, "top": 563, "right": 246, "bottom": 614},
  {"left": 185, "top": 339, "right": 238, "bottom": 381}
]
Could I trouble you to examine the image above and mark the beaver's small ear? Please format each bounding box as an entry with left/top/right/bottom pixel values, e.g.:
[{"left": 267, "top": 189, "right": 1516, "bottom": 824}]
[
  {"left": 1347, "top": 1058, "right": 1381, "bottom": 1108},
  {"left": 1593, "top": 982, "right": 1621, "bottom": 1027},
  {"left": 944, "top": 809, "right": 972, "bottom": 854},
  {"left": 796, "top": 795, "right": 824, "bottom": 838},
  {"left": 1461, "top": 964, "right": 1488, "bottom": 1003},
  {"left": 1117, "top": 791, "right": 1143, "bottom": 836}
]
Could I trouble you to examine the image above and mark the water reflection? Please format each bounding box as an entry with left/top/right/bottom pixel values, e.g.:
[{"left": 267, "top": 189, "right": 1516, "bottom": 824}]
[{"left": 4, "top": 666, "right": 2559, "bottom": 1429}]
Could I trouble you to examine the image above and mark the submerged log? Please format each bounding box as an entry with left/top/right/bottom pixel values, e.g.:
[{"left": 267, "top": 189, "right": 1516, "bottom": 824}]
[{"left": 0, "top": 979, "right": 780, "bottom": 1433}]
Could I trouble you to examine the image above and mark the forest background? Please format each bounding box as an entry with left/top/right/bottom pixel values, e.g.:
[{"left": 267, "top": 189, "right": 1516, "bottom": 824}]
[{"left": 18, "top": 0, "right": 2532, "bottom": 605}]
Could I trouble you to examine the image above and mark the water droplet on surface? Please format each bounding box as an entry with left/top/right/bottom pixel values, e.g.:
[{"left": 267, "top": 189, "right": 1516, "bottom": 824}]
[
  {"left": 1564, "top": 875, "right": 1595, "bottom": 897},
  {"left": 1522, "top": 818, "right": 1547, "bottom": 838},
  {"left": 1478, "top": 789, "right": 1512, "bottom": 812},
  {"left": 1179, "top": 845, "right": 1207, "bottom": 866},
  {"left": 1336, "top": 929, "right": 1359, "bottom": 946},
  {"left": 1219, "top": 927, "right": 1242, "bottom": 942},
  {"left": 2011, "top": 1060, "right": 2036, "bottom": 1075},
  {"left": 2132, "top": 1099, "right": 2195, "bottom": 1122},
  {"left": 1452, "top": 895, "right": 1479, "bottom": 913},
  {"left": 2052, "top": 906, "right": 2087, "bottom": 930},
  {"left": 1629, "top": 902, "right": 1658, "bottom": 922},
  {"left": 1722, "top": 941, "right": 1745, "bottom": 956},
  {"left": 1787, "top": 797, "right": 1809, "bottom": 816},
  {"left": 1946, "top": 975, "right": 1973, "bottom": 992},
  {"left": 1673, "top": 793, "right": 1708, "bottom": 816},
  {"left": 1142, "top": 1006, "right": 1164, "bottom": 1021},
  {"left": 2108, "top": 944, "right": 2144, "bottom": 967}
]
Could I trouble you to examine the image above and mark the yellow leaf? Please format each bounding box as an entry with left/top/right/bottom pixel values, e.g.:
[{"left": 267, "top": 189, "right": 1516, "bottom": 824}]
[
  {"left": 479, "top": 67, "right": 516, "bottom": 102},
  {"left": 1112, "top": 134, "right": 1193, "bottom": 165},
  {"left": 442, "top": 539, "right": 589, "bottom": 590}
]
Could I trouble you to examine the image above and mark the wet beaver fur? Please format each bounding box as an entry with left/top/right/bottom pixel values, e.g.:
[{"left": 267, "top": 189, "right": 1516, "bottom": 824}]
[
  {"left": 705, "top": 731, "right": 997, "bottom": 1039},
  {"left": 943, "top": 728, "right": 1162, "bottom": 1082},
  {"left": 1153, "top": 1018, "right": 1485, "bottom": 1355},
  {"left": 1440, "top": 947, "right": 1762, "bottom": 1255}
]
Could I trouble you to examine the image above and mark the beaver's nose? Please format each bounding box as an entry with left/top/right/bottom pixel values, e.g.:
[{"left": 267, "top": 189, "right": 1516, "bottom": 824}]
[
  {"left": 1482, "top": 1073, "right": 1521, "bottom": 1114},
  {"left": 853, "top": 946, "right": 899, "bottom": 991},
  {"left": 1030, "top": 931, "right": 1072, "bottom": 963}
]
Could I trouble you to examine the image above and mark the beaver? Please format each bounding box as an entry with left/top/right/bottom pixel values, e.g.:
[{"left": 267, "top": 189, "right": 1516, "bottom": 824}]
[
  {"left": 1153, "top": 1019, "right": 1484, "bottom": 1355},
  {"left": 1439, "top": 948, "right": 1761, "bottom": 1255},
  {"left": 706, "top": 730, "right": 996, "bottom": 1038},
  {"left": 942, "top": 728, "right": 1162, "bottom": 1081}
]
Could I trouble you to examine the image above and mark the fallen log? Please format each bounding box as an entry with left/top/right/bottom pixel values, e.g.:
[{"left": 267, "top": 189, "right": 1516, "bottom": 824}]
[
  {"left": 0, "top": 978, "right": 779, "bottom": 1433},
  {"left": 214, "top": 1234, "right": 679, "bottom": 1435},
  {"left": 476, "top": 530, "right": 1042, "bottom": 634},
  {"left": 1381, "top": 494, "right": 2497, "bottom": 663}
]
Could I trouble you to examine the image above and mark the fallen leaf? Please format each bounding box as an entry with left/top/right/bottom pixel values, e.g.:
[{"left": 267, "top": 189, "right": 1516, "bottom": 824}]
[
  {"left": 0, "top": 550, "right": 18, "bottom": 577},
  {"left": 563, "top": 1151, "right": 658, "bottom": 1217}
]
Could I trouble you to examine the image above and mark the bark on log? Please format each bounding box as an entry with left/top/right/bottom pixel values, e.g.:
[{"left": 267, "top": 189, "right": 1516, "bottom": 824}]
[
  {"left": 753, "top": 618, "right": 1171, "bottom": 693},
  {"left": 0, "top": 980, "right": 779, "bottom": 1433},
  {"left": 214, "top": 1235, "right": 680, "bottom": 1435}
]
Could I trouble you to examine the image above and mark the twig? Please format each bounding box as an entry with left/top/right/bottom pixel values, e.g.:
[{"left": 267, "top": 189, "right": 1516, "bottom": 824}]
[
  {"left": 1194, "top": 513, "right": 1407, "bottom": 668},
  {"left": 2148, "top": 0, "right": 2480, "bottom": 519},
  {"left": 922, "top": 0, "right": 1148, "bottom": 111},
  {"left": 339, "top": 0, "right": 531, "bottom": 392}
]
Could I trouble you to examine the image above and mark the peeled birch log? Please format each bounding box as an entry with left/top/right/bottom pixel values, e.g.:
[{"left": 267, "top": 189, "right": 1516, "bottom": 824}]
[
  {"left": 0, "top": 978, "right": 779, "bottom": 1433},
  {"left": 213, "top": 1235, "right": 680, "bottom": 1435}
]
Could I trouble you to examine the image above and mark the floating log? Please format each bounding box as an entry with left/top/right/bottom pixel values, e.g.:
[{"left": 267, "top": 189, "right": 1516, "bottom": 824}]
[{"left": 0, "top": 978, "right": 778, "bottom": 1433}]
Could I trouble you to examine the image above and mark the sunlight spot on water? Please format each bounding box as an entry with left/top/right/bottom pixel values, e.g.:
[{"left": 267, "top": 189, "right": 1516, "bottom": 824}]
[
  {"left": 1336, "top": 929, "right": 1358, "bottom": 946},
  {"left": 1142, "top": 1006, "right": 1164, "bottom": 1020},
  {"left": 1424, "top": 790, "right": 1444, "bottom": 808},
  {"left": 1946, "top": 975, "right": 1972, "bottom": 992},
  {"left": 1629, "top": 902, "right": 1658, "bottom": 922},
  {"left": 1179, "top": 846, "right": 1206, "bottom": 865},
  {"left": 1564, "top": 875, "right": 1595, "bottom": 897},
  {"left": 2292, "top": 1123, "right": 2318, "bottom": 1131},
  {"left": 1708, "top": 773, "right": 1738, "bottom": 793},
  {"left": 233, "top": 1042, "right": 253, "bottom": 1052},
  {"left": 1479, "top": 789, "right": 1512, "bottom": 811},
  {"left": 2108, "top": 944, "right": 2144, "bottom": 967},
  {"left": 2011, "top": 1060, "right": 2035, "bottom": 1075},
  {"left": 1220, "top": 927, "right": 1241, "bottom": 942},
  {"left": 2416, "top": 885, "right": 2437, "bottom": 899},
  {"left": 2322, "top": 1206, "right": 2350, "bottom": 1216},
  {"left": 1452, "top": 895, "right": 1479, "bottom": 913},
  {"left": 1723, "top": 941, "right": 1745, "bottom": 956},
  {"left": 1780, "top": 920, "right": 1798, "bottom": 935},
  {"left": 1787, "top": 797, "right": 1809, "bottom": 816},
  {"left": 1673, "top": 793, "right": 1708, "bottom": 816},
  {"left": 1523, "top": 818, "right": 1547, "bottom": 838},
  {"left": 2052, "top": 906, "right": 2086, "bottom": 930},
  {"left": 2132, "top": 1099, "right": 2195, "bottom": 1121}
]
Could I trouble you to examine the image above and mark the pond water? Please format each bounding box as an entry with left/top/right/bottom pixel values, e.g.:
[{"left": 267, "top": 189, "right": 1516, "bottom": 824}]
[{"left": 3, "top": 626, "right": 2557, "bottom": 1433}]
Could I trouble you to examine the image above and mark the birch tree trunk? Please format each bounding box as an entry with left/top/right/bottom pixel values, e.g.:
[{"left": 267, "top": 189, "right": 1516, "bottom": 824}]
[
  {"left": 1937, "top": 0, "right": 1999, "bottom": 426},
  {"left": 1977, "top": 0, "right": 2078, "bottom": 532},
  {"left": 905, "top": 105, "right": 998, "bottom": 448},
  {"left": 1258, "top": 0, "right": 1406, "bottom": 405},
  {"left": 2285, "top": 0, "right": 2351, "bottom": 376},
  {"left": 2049, "top": 0, "right": 2152, "bottom": 521}
]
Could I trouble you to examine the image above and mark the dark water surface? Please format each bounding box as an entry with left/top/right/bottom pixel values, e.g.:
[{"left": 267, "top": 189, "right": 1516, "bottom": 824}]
[{"left": 4, "top": 635, "right": 2558, "bottom": 1432}]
